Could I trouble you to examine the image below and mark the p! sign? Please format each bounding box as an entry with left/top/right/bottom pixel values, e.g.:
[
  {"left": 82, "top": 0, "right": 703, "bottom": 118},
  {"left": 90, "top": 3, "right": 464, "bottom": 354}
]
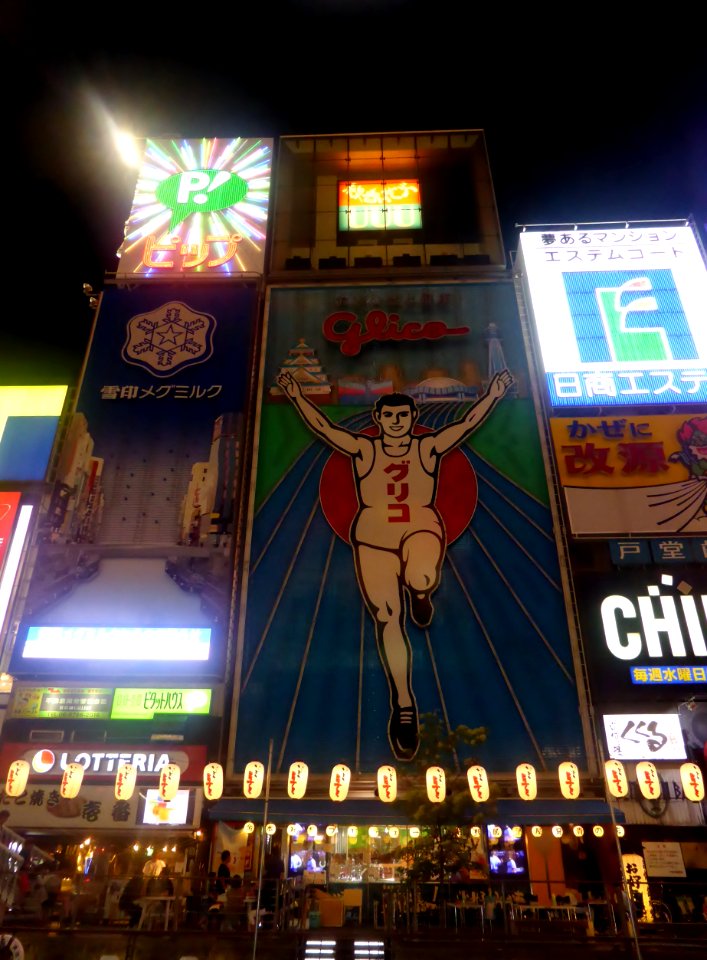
[{"left": 156, "top": 170, "right": 249, "bottom": 230}]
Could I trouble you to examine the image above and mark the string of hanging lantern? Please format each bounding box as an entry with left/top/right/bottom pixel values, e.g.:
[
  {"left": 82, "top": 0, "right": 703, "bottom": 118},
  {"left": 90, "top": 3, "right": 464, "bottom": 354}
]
[{"left": 5, "top": 756, "right": 704, "bottom": 809}]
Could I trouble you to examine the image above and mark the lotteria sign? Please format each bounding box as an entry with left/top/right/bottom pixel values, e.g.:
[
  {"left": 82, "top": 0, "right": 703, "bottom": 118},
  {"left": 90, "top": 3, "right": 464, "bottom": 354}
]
[
  {"left": 116, "top": 137, "right": 273, "bottom": 278},
  {"left": 518, "top": 225, "right": 707, "bottom": 406},
  {"left": 576, "top": 570, "right": 707, "bottom": 702},
  {"left": 0, "top": 743, "right": 207, "bottom": 781}
]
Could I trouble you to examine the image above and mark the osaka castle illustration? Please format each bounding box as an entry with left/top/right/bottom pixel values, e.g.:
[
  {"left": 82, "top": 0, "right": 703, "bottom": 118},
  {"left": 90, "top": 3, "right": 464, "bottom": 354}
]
[{"left": 270, "top": 338, "right": 332, "bottom": 401}]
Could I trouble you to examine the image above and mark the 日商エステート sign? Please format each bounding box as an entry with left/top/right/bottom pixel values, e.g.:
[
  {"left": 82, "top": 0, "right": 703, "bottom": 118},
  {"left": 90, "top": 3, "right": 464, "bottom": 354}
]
[{"left": 518, "top": 225, "right": 707, "bottom": 406}]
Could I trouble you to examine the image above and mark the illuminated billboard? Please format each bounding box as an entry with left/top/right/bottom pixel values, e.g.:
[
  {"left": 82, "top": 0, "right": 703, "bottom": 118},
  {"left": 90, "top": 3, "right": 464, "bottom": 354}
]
[
  {"left": 15, "top": 284, "right": 256, "bottom": 681},
  {"left": 575, "top": 569, "right": 707, "bottom": 702},
  {"left": 602, "top": 712, "right": 686, "bottom": 761},
  {"left": 111, "top": 687, "right": 211, "bottom": 720},
  {"left": 116, "top": 137, "right": 273, "bottom": 278},
  {"left": 550, "top": 413, "right": 707, "bottom": 534},
  {"left": 518, "top": 225, "right": 707, "bottom": 406},
  {"left": 230, "top": 282, "right": 587, "bottom": 775},
  {"left": 0, "top": 784, "right": 202, "bottom": 830},
  {"left": 338, "top": 180, "right": 422, "bottom": 232},
  {"left": 8, "top": 686, "right": 112, "bottom": 720},
  {"left": 0, "top": 385, "right": 68, "bottom": 480}
]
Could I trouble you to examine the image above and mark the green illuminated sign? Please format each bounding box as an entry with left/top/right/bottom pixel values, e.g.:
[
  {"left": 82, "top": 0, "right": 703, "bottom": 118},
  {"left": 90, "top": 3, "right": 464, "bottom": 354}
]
[
  {"left": 111, "top": 688, "right": 212, "bottom": 720},
  {"left": 9, "top": 687, "right": 112, "bottom": 720},
  {"left": 155, "top": 170, "right": 248, "bottom": 230}
]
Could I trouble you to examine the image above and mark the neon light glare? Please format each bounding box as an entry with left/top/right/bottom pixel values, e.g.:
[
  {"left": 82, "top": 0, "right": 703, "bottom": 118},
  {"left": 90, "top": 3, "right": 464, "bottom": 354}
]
[
  {"left": 0, "top": 504, "right": 32, "bottom": 632},
  {"left": 117, "top": 138, "right": 273, "bottom": 277},
  {"left": 21, "top": 626, "right": 211, "bottom": 661},
  {"left": 338, "top": 180, "right": 422, "bottom": 232}
]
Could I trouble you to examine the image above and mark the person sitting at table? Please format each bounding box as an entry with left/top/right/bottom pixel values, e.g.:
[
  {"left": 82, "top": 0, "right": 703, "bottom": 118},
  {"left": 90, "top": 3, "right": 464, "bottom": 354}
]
[
  {"left": 119, "top": 874, "right": 144, "bottom": 928},
  {"left": 146, "top": 866, "right": 174, "bottom": 897}
]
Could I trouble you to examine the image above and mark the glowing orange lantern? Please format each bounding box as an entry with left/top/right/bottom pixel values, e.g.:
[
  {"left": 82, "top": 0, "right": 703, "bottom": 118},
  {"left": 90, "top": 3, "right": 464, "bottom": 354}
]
[
  {"left": 516, "top": 763, "right": 537, "bottom": 800},
  {"left": 60, "top": 762, "right": 84, "bottom": 799},
  {"left": 531, "top": 826, "right": 543, "bottom": 838},
  {"left": 5, "top": 759, "right": 29, "bottom": 797},
  {"left": 115, "top": 762, "right": 137, "bottom": 801},
  {"left": 287, "top": 761, "right": 308, "bottom": 799},
  {"left": 203, "top": 762, "right": 224, "bottom": 801},
  {"left": 329, "top": 764, "right": 351, "bottom": 802},
  {"left": 243, "top": 761, "right": 264, "bottom": 799},
  {"left": 158, "top": 763, "right": 180, "bottom": 801},
  {"left": 467, "top": 765, "right": 489, "bottom": 803},
  {"left": 426, "top": 766, "right": 446, "bottom": 803},
  {"left": 604, "top": 759, "right": 629, "bottom": 798},
  {"left": 377, "top": 765, "right": 397, "bottom": 803},
  {"left": 680, "top": 762, "right": 705, "bottom": 802},
  {"left": 559, "top": 761, "right": 580, "bottom": 799},
  {"left": 636, "top": 761, "right": 660, "bottom": 800}
]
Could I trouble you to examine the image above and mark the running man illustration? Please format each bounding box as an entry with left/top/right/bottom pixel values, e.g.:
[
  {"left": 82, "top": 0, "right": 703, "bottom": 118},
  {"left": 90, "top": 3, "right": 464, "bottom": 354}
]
[{"left": 277, "top": 368, "right": 514, "bottom": 760}]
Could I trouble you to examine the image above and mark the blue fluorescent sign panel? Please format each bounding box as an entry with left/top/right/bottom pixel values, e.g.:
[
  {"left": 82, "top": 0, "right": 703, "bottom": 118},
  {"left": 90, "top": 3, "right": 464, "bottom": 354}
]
[
  {"left": 518, "top": 226, "right": 707, "bottom": 406},
  {"left": 21, "top": 626, "right": 210, "bottom": 661}
]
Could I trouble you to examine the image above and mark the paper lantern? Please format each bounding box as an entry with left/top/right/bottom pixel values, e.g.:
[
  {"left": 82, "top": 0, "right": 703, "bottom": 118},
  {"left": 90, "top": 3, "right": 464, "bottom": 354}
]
[
  {"left": 115, "top": 762, "right": 137, "bottom": 801},
  {"left": 467, "top": 764, "right": 489, "bottom": 803},
  {"left": 551, "top": 825, "right": 563, "bottom": 838},
  {"left": 243, "top": 761, "right": 264, "bottom": 799},
  {"left": 531, "top": 825, "right": 543, "bottom": 838},
  {"left": 573, "top": 825, "right": 584, "bottom": 838},
  {"left": 559, "top": 761, "right": 580, "bottom": 799},
  {"left": 329, "top": 763, "right": 351, "bottom": 802},
  {"left": 203, "top": 762, "right": 223, "bottom": 801},
  {"left": 470, "top": 825, "right": 482, "bottom": 839},
  {"left": 593, "top": 825, "right": 604, "bottom": 837},
  {"left": 368, "top": 826, "right": 380, "bottom": 838},
  {"left": 60, "top": 762, "right": 84, "bottom": 799},
  {"left": 5, "top": 759, "right": 29, "bottom": 797},
  {"left": 516, "top": 763, "right": 537, "bottom": 800},
  {"left": 510, "top": 825, "right": 523, "bottom": 839},
  {"left": 265, "top": 823, "right": 277, "bottom": 835},
  {"left": 158, "top": 763, "right": 180, "bottom": 801},
  {"left": 287, "top": 761, "right": 308, "bottom": 799},
  {"left": 604, "top": 759, "right": 629, "bottom": 798},
  {"left": 286, "top": 824, "right": 299, "bottom": 836},
  {"left": 636, "top": 761, "right": 660, "bottom": 800},
  {"left": 243, "top": 821, "right": 255, "bottom": 834},
  {"left": 409, "top": 826, "right": 420, "bottom": 838},
  {"left": 347, "top": 826, "right": 358, "bottom": 838},
  {"left": 325, "top": 825, "right": 338, "bottom": 837},
  {"left": 377, "top": 765, "right": 397, "bottom": 803},
  {"left": 388, "top": 826, "right": 399, "bottom": 839},
  {"left": 307, "top": 824, "right": 318, "bottom": 837},
  {"left": 426, "top": 765, "right": 446, "bottom": 803},
  {"left": 616, "top": 825, "right": 625, "bottom": 838},
  {"left": 680, "top": 762, "right": 705, "bottom": 802}
]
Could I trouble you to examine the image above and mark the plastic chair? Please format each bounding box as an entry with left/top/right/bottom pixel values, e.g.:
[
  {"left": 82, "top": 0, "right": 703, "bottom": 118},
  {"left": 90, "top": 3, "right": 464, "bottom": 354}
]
[{"left": 342, "top": 888, "right": 363, "bottom": 925}]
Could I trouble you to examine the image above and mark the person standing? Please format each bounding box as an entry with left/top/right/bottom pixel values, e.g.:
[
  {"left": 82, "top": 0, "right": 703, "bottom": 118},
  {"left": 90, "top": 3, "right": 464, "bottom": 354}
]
[{"left": 216, "top": 850, "right": 232, "bottom": 895}]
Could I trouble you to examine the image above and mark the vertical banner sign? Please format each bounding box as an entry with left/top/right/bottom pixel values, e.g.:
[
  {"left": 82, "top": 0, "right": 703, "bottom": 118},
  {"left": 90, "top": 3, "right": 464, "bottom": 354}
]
[
  {"left": 518, "top": 225, "right": 707, "bottom": 407},
  {"left": 116, "top": 138, "right": 273, "bottom": 278},
  {"left": 0, "top": 493, "right": 21, "bottom": 571},
  {"left": 231, "top": 282, "right": 586, "bottom": 774},
  {"left": 13, "top": 284, "right": 256, "bottom": 678}
]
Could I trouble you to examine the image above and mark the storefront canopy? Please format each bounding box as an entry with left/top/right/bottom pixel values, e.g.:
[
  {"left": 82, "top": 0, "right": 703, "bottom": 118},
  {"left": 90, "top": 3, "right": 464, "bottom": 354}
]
[
  {"left": 495, "top": 799, "right": 625, "bottom": 825},
  {"left": 205, "top": 797, "right": 624, "bottom": 826}
]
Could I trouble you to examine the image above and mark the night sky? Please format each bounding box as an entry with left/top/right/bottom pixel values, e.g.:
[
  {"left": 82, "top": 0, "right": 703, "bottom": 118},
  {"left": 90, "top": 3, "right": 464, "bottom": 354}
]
[{"left": 4, "top": 0, "right": 707, "bottom": 385}]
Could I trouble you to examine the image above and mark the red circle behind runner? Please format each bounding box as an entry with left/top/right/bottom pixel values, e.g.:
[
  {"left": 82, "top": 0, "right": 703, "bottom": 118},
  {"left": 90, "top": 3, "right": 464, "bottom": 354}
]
[{"left": 319, "top": 425, "right": 478, "bottom": 544}]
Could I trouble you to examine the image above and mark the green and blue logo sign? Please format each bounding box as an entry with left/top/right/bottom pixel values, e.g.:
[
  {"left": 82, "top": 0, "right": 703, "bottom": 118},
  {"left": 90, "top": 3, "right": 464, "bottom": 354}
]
[
  {"left": 519, "top": 226, "right": 707, "bottom": 408},
  {"left": 565, "top": 271, "right": 697, "bottom": 364}
]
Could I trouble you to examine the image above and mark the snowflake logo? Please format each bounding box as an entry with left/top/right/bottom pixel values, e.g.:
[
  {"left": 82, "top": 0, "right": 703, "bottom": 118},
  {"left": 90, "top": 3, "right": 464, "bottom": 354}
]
[{"left": 122, "top": 301, "right": 216, "bottom": 377}]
